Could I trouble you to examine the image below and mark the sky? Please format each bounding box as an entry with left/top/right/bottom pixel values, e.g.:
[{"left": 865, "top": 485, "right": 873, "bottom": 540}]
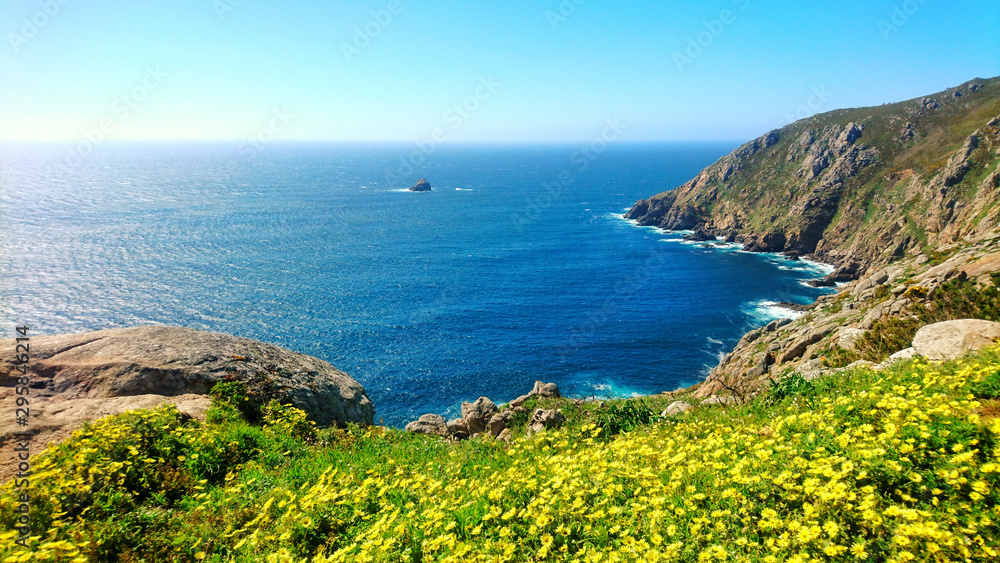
[{"left": 0, "top": 0, "right": 997, "bottom": 143}]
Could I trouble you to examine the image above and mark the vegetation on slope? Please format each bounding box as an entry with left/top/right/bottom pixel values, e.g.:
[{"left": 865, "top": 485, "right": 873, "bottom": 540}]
[
  {"left": 3, "top": 350, "right": 1000, "bottom": 562},
  {"left": 627, "top": 77, "right": 1000, "bottom": 276},
  {"left": 819, "top": 272, "right": 1000, "bottom": 367}
]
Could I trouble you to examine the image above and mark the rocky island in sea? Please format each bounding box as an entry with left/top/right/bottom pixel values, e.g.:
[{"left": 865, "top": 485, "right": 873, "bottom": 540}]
[{"left": 408, "top": 178, "right": 432, "bottom": 191}]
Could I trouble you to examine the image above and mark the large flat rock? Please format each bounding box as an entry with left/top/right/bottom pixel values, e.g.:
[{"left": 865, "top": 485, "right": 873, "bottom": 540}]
[
  {"left": 1, "top": 326, "right": 375, "bottom": 479},
  {"left": 912, "top": 319, "right": 1000, "bottom": 361}
]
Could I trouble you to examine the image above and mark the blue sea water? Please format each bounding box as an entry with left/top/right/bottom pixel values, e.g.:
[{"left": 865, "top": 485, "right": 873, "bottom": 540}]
[{"left": 0, "top": 142, "right": 833, "bottom": 426}]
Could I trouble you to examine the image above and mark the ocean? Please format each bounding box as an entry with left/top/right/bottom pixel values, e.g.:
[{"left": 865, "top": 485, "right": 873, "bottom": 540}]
[{"left": 0, "top": 141, "right": 834, "bottom": 426}]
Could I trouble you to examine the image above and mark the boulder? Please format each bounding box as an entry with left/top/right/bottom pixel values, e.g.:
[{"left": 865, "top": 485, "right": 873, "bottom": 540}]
[
  {"left": 497, "top": 428, "right": 512, "bottom": 443},
  {"left": 528, "top": 409, "right": 564, "bottom": 433},
  {"left": 838, "top": 328, "right": 865, "bottom": 350},
  {"left": 682, "top": 228, "right": 715, "bottom": 242},
  {"left": 889, "top": 347, "right": 917, "bottom": 362},
  {"left": 510, "top": 381, "right": 561, "bottom": 407},
  {"left": 531, "top": 381, "right": 561, "bottom": 398},
  {"left": 912, "top": 319, "right": 1000, "bottom": 361},
  {"left": 0, "top": 325, "right": 374, "bottom": 427},
  {"left": 488, "top": 411, "right": 513, "bottom": 437},
  {"left": 779, "top": 339, "right": 810, "bottom": 363},
  {"left": 446, "top": 417, "right": 469, "bottom": 440},
  {"left": 461, "top": 396, "right": 498, "bottom": 435},
  {"left": 509, "top": 394, "right": 532, "bottom": 408},
  {"left": 408, "top": 178, "right": 432, "bottom": 192},
  {"left": 662, "top": 401, "right": 692, "bottom": 416},
  {"left": 405, "top": 414, "right": 448, "bottom": 436}
]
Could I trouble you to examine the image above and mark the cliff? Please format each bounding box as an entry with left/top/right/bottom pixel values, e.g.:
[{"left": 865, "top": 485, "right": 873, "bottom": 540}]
[
  {"left": 626, "top": 77, "right": 1000, "bottom": 397},
  {"left": 627, "top": 77, "right": 1000, "bottom": 281}
]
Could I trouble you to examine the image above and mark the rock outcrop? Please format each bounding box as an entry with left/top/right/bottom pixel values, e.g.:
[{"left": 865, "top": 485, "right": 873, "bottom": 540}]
[
  {"left": 405, "top": 381, "right": 562, "bottom": 441},
  {"left": 461, "top": 397, "right": 498, "bottom": 435},
  {"left": 912, "top": 319, "right": 1000, "bottom": 360},
  {"left": 0, "top": 325, "right": 375, "bottom": 480},
  {"left": 409, "top": 178, "right": 432, "bottom": 192},
  {"left": 695, "top": 239, "right": 1000, "bottom": 400},
  {"left": 626, "top": 77, "right": 1000, "bottom": 278},
  {"left": 404, "top": 414, "right": 448, "bottom": 436}
]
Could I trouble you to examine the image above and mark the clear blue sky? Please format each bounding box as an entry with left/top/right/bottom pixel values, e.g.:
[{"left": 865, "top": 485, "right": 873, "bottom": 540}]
[{"left": 1, "top": 0, "right": 997, "bottom": 142}]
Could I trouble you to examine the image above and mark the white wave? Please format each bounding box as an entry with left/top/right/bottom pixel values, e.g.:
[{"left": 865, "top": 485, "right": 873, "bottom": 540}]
[
  {"left": 798, "top": 257, "right": 836, "bottom": 275},
  {"left": 706, "top": 336, "right": 724, "bottom": 346},
  {"left": 744, "top": 299, "right": 804, "bottom": 323}
]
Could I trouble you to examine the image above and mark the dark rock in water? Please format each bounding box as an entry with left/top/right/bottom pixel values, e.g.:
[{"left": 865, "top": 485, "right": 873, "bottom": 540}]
[
  {"left": 682, "top": 228, "right": 715, "bottom": 242},
  {"left": 409, "top": 178, "right": 432, "bottom": 192},
  {"left": 806, "top": 278, "right": 837, "bottom": 287}
]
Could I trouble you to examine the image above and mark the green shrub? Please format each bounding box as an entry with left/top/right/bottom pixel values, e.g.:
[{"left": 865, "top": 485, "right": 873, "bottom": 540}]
[
  {"left": 593, "top": 398, "right": 657, "bottom": 439},
  {"left": 263, "top": 401, "right": 318, "bottom": 443},
  {"left": 207, "top": 380, "right": 258, "bottom": 423},
  {"left": 973, "top": 368, "right": 1000, "bottom": 399},
  {"left": 766, "top": 372, "right": 815, "bottom": 403}
]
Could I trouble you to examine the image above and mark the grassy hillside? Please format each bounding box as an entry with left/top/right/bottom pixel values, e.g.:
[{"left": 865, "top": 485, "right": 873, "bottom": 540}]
[
  {"left": 3, "top": 348, "right": 1000, "bottom": 562},
  {"left": 627, "top": 77, "right": 1000, "bottom": 278}
]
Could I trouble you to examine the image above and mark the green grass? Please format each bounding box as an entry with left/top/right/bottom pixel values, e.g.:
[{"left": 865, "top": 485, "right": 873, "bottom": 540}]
[{"left": 4, "top": 352, "right": 1000, "bottom": 561}]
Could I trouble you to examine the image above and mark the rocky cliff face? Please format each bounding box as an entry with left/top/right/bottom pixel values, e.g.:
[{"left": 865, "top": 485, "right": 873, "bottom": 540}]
[
  {"left": 627, "top": 77, "right": 1000, "bottom": 281},
  {"left": 627, "top": 77, "right": 1000, "bottom": 400},
  {"left": 697, "top": 241, "right": 1000, "bottom": 398}
]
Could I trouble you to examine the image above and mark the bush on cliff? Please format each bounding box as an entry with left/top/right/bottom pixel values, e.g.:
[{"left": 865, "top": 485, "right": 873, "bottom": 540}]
[{"left": 3, "top": 349, "right": 1000, "bottom": 562}]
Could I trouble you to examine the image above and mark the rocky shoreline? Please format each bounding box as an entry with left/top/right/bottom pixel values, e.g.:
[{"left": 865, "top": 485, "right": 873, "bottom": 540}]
[{"left": 404, "top": 380, "right": 565, "bottom": 441}]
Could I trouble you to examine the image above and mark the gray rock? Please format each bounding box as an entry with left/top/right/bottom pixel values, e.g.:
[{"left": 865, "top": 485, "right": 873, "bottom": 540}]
[
  {"left": 663, "top": 401, "right": 692, "bottom": 416},
  {"left": 845, "top": 360, "right": 876, "bottom": 370},
  {"left": 912, "top": 319, "right": 1000, "bottom": 361},
  {"left": 701, "top": 396, "right": 736, "bottom": 407},
  {"left": 497, "top": 428, "right": 512, "bottom": 443},
  {"left": 943, "top": 133, "right": 980, "bottom": 187},
  {"left": 780, "top": 339, "right": 810, "bottom": 363},
  {"left": 836, "top": 122, "right": 863, "bottom": 151},
  {"left": 748, "top": 351, "right": 775, "bottom": 377},
  {"left": 509, "top": 393, "right": 532, "bottom": 408},
  {"left": 511, "top": 381, "right": 561, "bottom": 408},
  {"left": 405, "top": 413, "right": 448, "bottom": 436},
  {"left": 488, "top": 411, "right": 513, "bottom": 437},
  {"left": 531, "top": 381, "right": 561, "bottom": 398},
  {"left": 889, "top": 347, "right": 917, "bottom": 362},
  {"left": 798, "top": 358, "right": 826, "bottom": 381},
  {"left": 446, "top": 417, "right": 469, "bottom": 439},
  {"left": 0, "top": 325, "right": 374, "bottom": 427},
  {"left": 408, "top": 178, "right": 432, "bottom": 192},
  {"left": 838, "top": 328, "right": 865, "bottom": 350},
  {"left": 528, "top": 409, "right": 564, "bottom": 433},
  {"left": 461, "top": 396, "right": 498, "bottom": 435}
]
